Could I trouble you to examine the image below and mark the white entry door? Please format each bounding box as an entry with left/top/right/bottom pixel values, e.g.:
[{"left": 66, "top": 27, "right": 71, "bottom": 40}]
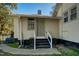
[{"left": 36, "top": 19, "right": 45, "bottom": 36}]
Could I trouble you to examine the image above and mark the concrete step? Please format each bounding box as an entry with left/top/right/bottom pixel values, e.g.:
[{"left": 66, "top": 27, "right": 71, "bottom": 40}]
[
  {"left": 22, "top": 38, "right": 52, "bottom": 48},
  {"left": 36, "top": 42, "right": 49, "bottom": 45},
  {"left": 36, "top": 39, "right": 48, "bottom": 43},
  {"left": 36, "top": 45, "right": 50, "bottom": 48}
]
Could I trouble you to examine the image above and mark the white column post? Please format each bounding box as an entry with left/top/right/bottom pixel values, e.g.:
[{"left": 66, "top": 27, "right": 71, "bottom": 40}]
[
  {"left": 34, "top": 32, "right": 36, "bottom": 50},
  {"left": 34, "top": 18, "right": 36, "bottom": 50},
  {"left": 19, "top": 16, "right": 22, "bottom": 47}
]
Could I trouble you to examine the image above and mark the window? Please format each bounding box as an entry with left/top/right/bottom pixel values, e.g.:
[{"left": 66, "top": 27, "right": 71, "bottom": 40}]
[
  {"left": 28, "top": 18, "right": 35, "bottom": 30},
  {"left": 70, "top": 6, "right": 77, "bottom": 20},
  {"left": 64, "top": 12, "right": 68, "bottom": 23}
]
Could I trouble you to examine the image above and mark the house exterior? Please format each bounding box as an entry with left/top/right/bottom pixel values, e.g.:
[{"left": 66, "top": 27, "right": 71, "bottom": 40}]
[
  {"left": 12, "top": 3, "right": 79, "bottom": 49},
  {"left": 12, "top": 13, "right": 60, "bottom": 49},
  {"left": 53, "top": 3, "right": 79, "bottom": 43},
  {"left": 13, "top": 14, "right": 60, "bottom": 39}
]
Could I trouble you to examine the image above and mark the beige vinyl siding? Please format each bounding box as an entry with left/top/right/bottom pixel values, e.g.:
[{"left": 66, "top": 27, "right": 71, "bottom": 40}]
[
  {"left": 14, "top": 17, "right": 35, "bottom": 40},
  {"left": 62, "top": 19, "right": 79, "bottom": 43},
  {"left": 21, "top": 18, "right": 59, "bottom": 39},
  {"left": 57, "top": 3, "right": 79, "bottom": 43},
  {"left": 21, "top": 18, "right": 34, "bottom": 40},
  {"left": 13, "top": 16, "right": 60, "bottom": 40},
  {"left": 22, "top": 18, "right": 59, "bottom": 39},
  {"left": 45, "top": 19, "right": 59, "bottom": 38},
  {"left": 13, "top": 16, "right": 20, "bottom": 39}
]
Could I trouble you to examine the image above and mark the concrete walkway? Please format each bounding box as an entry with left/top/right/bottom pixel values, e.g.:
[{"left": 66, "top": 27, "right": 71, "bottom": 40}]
[{"left": 0, "top": 44, "right": 61, "bottom": 55}]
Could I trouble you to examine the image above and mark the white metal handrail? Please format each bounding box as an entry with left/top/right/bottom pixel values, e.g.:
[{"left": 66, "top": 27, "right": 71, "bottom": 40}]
[
  {"left": 34, "top": 32, "right": 36, "bottom": 50},
  {"left": 46, "top": 32, "right": 52, "bottom": 48}
]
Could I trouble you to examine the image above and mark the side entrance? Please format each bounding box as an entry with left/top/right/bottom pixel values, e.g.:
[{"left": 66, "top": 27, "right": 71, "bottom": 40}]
[{"left": 36, "top": 19, "right": 45, "bottom": 37}]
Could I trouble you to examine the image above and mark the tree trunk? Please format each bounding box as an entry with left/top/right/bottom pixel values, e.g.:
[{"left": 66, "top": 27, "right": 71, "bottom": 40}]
[{"left": 0, "top": 23, "right": 4, "bottom": 43}]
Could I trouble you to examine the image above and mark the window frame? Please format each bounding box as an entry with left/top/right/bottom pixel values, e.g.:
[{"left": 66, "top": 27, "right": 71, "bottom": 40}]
[
  {"left": 70, "top": 6, "right": 77, "bottom": 20},
  {"left": 27, "top": 18, "right": 35, "bottom": 30},
  {"left": 63, "top": 11, "right": 68, "bottom": 23}
]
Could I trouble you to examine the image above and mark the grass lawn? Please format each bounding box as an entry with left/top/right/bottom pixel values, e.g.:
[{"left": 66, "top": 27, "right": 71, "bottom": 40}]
[
  {"left": 6, "top": 43, "right": 19, "bottom": 48},
  {"left": 6, "top": 43, "right": 79, "bottom": 56},
  {"left": 56, "top": 45, "right": 79, "bottom": 56},
  {"left": 59, "top": 48, "right": 79, "bottom": 56}
]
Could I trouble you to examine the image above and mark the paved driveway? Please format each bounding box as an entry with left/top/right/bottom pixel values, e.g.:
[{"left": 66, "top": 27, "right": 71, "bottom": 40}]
[{"left": 0, "top": 44, "right": 61, "bottom": 56}]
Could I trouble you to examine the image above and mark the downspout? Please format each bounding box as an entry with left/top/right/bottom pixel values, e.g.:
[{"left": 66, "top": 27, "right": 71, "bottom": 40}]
[
  {"left": 62, "top": 4, "right": 64, "bottom": 39},
  {"left": 21, "top": 20, "right": 23, "bottom": 47}
]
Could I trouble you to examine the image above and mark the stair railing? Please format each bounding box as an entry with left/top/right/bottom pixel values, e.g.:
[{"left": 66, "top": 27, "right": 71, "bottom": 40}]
[
  {"left": 34, "top": 32, "right": 36, "bottom": 50},
  {"left": 46, "top": 32, "right": 52, "bottom": 48}
]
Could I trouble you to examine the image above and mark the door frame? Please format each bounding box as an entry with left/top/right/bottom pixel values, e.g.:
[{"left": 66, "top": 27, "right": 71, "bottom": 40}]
[{"left": 35, "top": 18, "right": 45, "bottom": 37}]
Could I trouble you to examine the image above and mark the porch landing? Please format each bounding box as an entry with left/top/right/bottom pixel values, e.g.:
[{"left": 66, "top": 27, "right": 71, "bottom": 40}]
[{"left": 0, "top": 44, "right": 61, "bottom": 55}]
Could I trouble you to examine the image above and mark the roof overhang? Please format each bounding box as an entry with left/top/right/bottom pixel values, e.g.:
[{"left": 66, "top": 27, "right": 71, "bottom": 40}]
[{"left": 11, "top": 14, "right": 61, "bottom": 20}]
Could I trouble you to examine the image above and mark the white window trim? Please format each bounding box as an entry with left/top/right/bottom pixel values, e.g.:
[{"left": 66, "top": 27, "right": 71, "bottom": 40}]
[
  {"left": 63, "top": 11, "right": 68, "bottom": 23},
  {"left": 27, "top": 18, "right": 35, "bottom": 30},
  {"left": 63, "top": 4, "right": 77, "bottom": 23},
  {"left": 70, "top": 5, "right": 77, "bottom": 21}
]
